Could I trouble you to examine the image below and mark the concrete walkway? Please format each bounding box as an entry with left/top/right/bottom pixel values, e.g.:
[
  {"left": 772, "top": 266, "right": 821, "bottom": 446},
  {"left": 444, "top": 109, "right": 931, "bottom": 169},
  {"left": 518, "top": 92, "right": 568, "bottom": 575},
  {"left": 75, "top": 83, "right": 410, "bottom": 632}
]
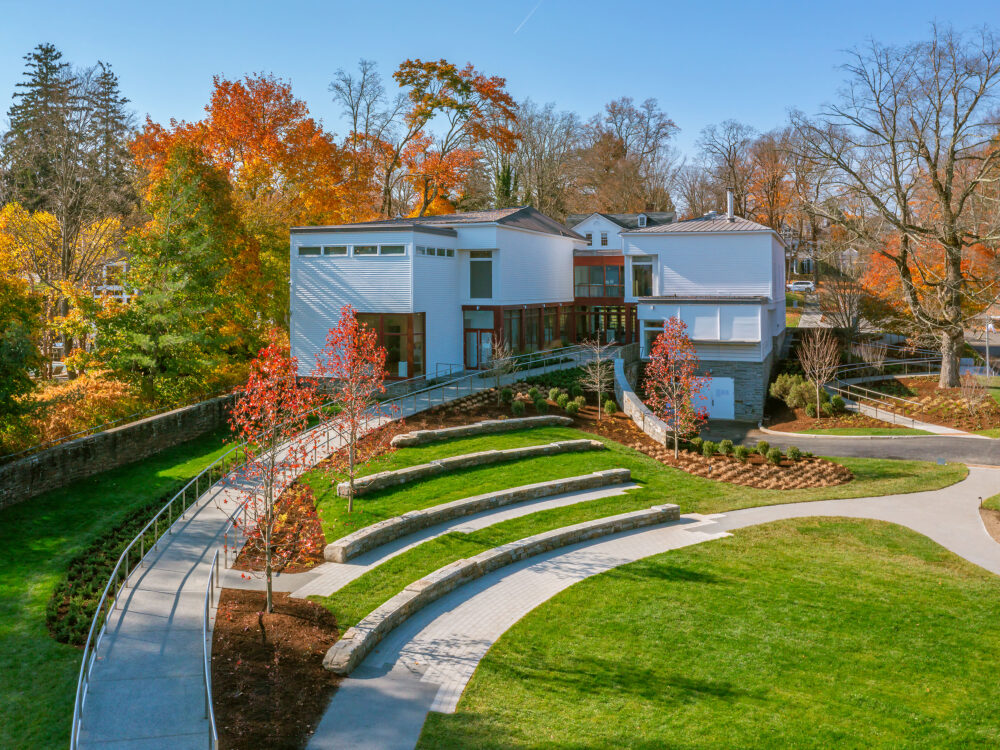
[
  {"left": 75, "top": 356, "right": 591, "bottom": 749},
  {"left": 306, "top": 466, "right": 1000, "bottom": 750}
]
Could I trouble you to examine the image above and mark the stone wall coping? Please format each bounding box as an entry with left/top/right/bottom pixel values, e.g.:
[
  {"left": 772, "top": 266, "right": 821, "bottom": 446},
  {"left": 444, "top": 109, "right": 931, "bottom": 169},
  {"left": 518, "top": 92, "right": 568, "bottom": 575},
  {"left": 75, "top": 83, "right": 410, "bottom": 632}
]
[
  {"left": 324, "top": 468, "right": 632, "bottom": 562},
  {"left": 322, "top": 501, "right": 681, "bottom": 675},
  {"left": 336, "top": 439, "right": 604, "bottom": 498},
  {"left": 390, "top": 416, "right": 573, "bottom": 447}
]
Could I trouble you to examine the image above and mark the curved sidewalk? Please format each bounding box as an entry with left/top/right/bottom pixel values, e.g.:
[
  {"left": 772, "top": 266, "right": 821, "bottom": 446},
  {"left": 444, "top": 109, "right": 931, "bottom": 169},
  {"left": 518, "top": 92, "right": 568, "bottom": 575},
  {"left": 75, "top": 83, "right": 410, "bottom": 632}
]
[
  {"left": 74, "top": 356, "right": 591, "bottom": 748},
  {"left": 306, "top": 466, "right": 1000, "bottom": 750}
]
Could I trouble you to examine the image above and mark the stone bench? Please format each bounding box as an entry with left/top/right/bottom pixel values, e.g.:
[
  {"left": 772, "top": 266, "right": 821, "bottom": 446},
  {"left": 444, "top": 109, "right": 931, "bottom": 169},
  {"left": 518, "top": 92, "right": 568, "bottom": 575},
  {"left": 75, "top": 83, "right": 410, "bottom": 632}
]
[
  {"left": 324, "top": 468, "right": 632, "bottom": 562},
  {"left": 390, "top": 415, "right": 572, "bottom": 448},
  {"left": 322, "top": 502, "right": 681, "bottom": 675},
  {"left": 336, "top": 439, "right": 604, "bottom": 498}
]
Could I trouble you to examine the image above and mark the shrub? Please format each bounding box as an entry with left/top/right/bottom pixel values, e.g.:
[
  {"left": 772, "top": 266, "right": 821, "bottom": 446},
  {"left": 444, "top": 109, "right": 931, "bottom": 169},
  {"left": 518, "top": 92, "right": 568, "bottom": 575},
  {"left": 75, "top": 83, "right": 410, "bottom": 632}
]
[
  {"left": 528, "top": 387, "right": 540, "bottom": 400},
  {"left": 787, "top": 445, "right": 802, "bottom": 461},
  {"left": 534, "top": 398, "right": 548, "bottom": 414},
  {"left": 556, "top": 393, "right": 570, "bottom": 409},
  {"left": 821, "top": 402, "right": 834, "bottom": 417},
  {"left": 603, "top": 399, "right": 617, "bottom": 416},
  {"left": 570, "top": 383, "right": 584, "bottom": 398},
  {"left": 689, "top": 436, "right": 703, "bottom": 452},
  {"left": 766, "top": 447, "right": 783, "bottom": 465},
  {"left": 755, "top": 440, "right": 770, "bottom": 456},
  {"left": 702, "top": 440, "right": 718, "bottom": 457},
  {"left": 574, "top": 395, "right": 587, "bottom": 407},
  {"left": 500, "top": 387, "right": 513, "bottom": 404},
  {"left": 548, "top": 387, "right": 561, "bottom": 402},
  {"left": 831, "top": 395, "right": 846, "bottom": 413},
  {"left": 511, "top": 400, "right": 526, "bottom": 416},
  {"left": 565, "top": 402, "right": 580, "bottom": 416},
  {"left": 718, "top": 439, "right": 734, "bottom": 456},
  {"left": 805, "top": 402, "right": 817, "bottom": 418},
  {"left": 787, "top": 381, "right": 814, "bottom": 409},
  {"left": 733, "top": 445, "right": 750, "bottom": 462}
]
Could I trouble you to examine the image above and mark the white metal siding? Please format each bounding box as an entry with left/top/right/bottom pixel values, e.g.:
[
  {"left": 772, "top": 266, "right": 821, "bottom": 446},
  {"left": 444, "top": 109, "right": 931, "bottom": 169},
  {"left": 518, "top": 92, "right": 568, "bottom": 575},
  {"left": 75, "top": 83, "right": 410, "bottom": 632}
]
[
  {"left": 412, "top": 254, "right": 463, "bottom": 376},
  {"left": 720, "top": 305, "right": 761, "bottom": 341},
  {"left": 570, "top": 215, "right": 623, "bottom": 250},
  {"left": 482, "top": 226, "right": 574, "bottom": 305}
]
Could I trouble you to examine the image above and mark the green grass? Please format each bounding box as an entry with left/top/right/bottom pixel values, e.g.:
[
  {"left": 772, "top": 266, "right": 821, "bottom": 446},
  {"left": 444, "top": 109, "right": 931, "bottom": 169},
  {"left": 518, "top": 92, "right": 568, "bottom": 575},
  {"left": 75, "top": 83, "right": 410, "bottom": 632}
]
[
  {"left": 311, "top": 428, "right": 967, "bottom": 629},
  {"left": 799, "top": 427, "right": 934, "bottom": 436},
  {"left": 0, "top": 429, "right": 229, "bottom": 749},
  {"left": 418, "top": 518, "right": 1000, "bottom": 749},
  {"left": 975, "top": 428, "right": 1000, "bottom": 438},
  {"left": 982, "top": 493, "right": 1000, "bottom": 511}
]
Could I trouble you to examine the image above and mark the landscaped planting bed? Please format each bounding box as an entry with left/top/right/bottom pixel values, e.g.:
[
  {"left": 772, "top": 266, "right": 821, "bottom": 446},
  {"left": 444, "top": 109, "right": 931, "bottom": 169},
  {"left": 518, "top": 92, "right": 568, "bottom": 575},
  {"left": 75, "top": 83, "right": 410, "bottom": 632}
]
[
  {"left": 418, "top": 518, "right": 1000, "bottom": 749},
  {"left": 765, "top": 397, "right": 932, "bottom": 434},
  {"left": 860, "top": 376, "right": 1000, "bottom": 432}
]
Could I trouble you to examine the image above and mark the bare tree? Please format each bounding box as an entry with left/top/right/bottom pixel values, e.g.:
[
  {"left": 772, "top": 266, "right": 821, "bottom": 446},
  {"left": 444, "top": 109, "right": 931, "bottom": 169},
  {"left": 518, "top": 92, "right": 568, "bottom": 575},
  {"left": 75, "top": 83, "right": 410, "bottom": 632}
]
[
  {"left": 819, "top": 277, "right": 868, "bottom": 354},
  {"left": 674, "top": 163, "right": 718, "bottom": 219},
  {"left": 855, "top": 339, "right": 888, "bottom": 375},
  {"left": 797, "top": 328, "right": 841, "bottom": 416},
  {"left": 510, "top": 100, "right": 582, "bottom": 220},
  {"left": 488, "top": 338, "right": 519, "bottom": 405},
  {"left": 959, "top": 372, "right": 989, "bottom": 422},
  {"left": 579, "top": 338, "right": 615, "bottom": 421},
  {"left": 791, "top": 27, "right": 1000, "bottom": 387},
  {"left": 697, "top": 119, "right": 757, "bottom": 216}
]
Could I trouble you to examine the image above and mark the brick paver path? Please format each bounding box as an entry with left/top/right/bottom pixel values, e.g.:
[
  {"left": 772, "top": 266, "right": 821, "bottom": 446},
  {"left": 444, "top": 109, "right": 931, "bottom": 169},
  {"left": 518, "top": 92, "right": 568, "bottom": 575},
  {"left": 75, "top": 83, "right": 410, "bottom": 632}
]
[{"left": 306, "top": 465, "right": 1000, "bottom": 750}]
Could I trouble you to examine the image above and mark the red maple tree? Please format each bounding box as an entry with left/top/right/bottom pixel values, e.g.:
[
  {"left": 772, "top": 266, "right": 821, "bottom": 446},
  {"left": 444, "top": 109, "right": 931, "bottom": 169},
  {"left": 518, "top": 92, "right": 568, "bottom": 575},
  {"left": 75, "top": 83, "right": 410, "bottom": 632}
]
[
  {"left": 315, "top": 305, "right": 398, "bottom": 513},
  {"left": 225, "top": 330, "right": 319, "bottom": 613},
  {"left": 644, "top": 318, "right": 710, "bottom": 458}
]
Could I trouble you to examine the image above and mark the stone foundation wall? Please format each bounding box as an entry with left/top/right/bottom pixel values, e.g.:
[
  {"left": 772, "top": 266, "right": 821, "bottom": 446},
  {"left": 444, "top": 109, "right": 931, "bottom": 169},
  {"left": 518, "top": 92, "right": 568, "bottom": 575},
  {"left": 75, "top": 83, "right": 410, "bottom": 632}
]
[
  {"left": 0, "top": 395, "right": 235, "bottom": 510},
  {"left": 698, "top": 351, "right": 774, "bottom": 422}
]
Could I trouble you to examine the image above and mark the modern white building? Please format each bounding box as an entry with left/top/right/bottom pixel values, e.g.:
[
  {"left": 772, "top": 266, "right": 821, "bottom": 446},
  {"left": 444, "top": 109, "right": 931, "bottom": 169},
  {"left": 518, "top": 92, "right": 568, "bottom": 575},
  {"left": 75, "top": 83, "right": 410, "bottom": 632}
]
[
  {"left": 290, "top": 207, "right": 580, "bottom": 380},
  {"left": 289, "top": 198, "right": 785, "bottom": 422},
  {"left": 621, "top": 204, "right": 787, "bottom": 421}
]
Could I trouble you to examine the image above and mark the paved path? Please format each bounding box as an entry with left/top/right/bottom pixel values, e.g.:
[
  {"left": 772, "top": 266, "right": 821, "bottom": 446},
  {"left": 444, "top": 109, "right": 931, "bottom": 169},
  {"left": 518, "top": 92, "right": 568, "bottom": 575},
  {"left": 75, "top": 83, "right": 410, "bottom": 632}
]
[
  {"left": 306, "top": 466, "right": 1000, "bottom": 750},
  {"left": 74, "top": 355, "right": 593, "bottom": 749}
]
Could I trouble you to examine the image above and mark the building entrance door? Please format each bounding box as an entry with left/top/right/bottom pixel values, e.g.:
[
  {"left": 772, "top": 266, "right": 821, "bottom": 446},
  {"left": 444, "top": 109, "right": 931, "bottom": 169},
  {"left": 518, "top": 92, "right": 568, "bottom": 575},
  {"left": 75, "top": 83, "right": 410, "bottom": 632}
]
[{"left": 464, "top": 330, "right": 493, "bottom": 369}]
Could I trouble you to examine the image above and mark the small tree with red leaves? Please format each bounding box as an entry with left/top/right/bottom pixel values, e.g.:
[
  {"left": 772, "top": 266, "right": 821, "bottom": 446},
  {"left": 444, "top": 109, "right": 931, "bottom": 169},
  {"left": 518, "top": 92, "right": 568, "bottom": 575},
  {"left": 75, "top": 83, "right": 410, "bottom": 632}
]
[
  {"left": 225, "top": 330, "right": 319, "bottom": 614},
  {"left": 644, "top": 318, "right": 710, "bottom": 458},
  {"left": 315, "top": 305, "right": 398, "bottom": 513}
]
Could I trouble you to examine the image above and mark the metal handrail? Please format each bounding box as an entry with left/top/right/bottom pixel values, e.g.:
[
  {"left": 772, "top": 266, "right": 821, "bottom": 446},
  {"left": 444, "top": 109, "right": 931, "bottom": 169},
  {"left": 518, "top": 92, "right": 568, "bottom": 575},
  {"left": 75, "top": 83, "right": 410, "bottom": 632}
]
[
  {"left": 72, "top": 345, "right": 593, "bottom": 748},
  {"left": 203, "top": 550, "right": 220, "bottom": 750}
]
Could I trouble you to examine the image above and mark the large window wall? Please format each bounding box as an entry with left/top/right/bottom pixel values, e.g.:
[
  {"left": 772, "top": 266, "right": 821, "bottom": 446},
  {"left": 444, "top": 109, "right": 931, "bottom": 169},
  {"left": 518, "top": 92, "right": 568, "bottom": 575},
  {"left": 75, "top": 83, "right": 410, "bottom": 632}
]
[{"left": 356, "top": 313, "right": 425, "bottom": 379}]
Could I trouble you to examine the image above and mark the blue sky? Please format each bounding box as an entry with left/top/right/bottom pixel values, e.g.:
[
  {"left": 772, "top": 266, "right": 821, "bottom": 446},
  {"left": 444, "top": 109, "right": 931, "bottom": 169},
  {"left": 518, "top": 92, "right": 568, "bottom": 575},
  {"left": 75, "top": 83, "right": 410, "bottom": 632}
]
[{"left": 0, "top": 0, "right": 993, "bottom": 159}]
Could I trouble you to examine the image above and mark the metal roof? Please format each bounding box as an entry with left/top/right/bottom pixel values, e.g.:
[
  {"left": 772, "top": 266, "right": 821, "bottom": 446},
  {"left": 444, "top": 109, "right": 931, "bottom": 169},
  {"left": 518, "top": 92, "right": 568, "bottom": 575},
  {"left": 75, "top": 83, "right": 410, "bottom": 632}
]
[
  {"left": 625, "top": 213, "right": 777, "bottom": 235},
  {"left": 291, "top": 206, "right": 584, "bottom": 240}
]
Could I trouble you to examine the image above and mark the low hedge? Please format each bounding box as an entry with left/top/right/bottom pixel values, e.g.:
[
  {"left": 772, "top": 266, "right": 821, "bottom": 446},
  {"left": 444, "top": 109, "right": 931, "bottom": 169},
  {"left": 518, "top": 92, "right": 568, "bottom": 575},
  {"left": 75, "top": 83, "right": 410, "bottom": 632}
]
[{"left": 46, "top": 489, "right": 187, "bottom": 645}]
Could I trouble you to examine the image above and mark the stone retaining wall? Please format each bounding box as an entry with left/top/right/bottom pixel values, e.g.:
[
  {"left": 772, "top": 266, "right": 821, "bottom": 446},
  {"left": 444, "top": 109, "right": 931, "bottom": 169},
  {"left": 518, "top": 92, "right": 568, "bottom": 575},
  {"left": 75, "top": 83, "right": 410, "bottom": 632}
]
[
  {"left": 614, "top": 358, "right": 671, "bottom": 446},
  {"left": 325, "top": 468, "right": 632, "bottom": 562},
  {"left": 336, "top": 439, "right": 604, "bottom": 498},
  {"left": 0, "top": 394, "right": 235, "bottom": 509},
  {"left": 323, "top": 502, "right": 681, "bottom": 675},
  {"left": 390, "top": 416, "right": 572, "bottom": 448}
]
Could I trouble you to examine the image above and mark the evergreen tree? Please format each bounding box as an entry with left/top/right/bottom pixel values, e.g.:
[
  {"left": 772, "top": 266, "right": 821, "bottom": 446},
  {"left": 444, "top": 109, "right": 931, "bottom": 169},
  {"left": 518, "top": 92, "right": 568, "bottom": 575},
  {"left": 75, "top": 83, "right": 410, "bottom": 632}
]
[
  {"left": 87, "top": 61, "right": 136, "bottom": 216},
  {"left": 494, "top": 162, "right": 519, "bottom": 208},
  {"left": 1, "top": 43, "right": 74, "bottom": 212}
]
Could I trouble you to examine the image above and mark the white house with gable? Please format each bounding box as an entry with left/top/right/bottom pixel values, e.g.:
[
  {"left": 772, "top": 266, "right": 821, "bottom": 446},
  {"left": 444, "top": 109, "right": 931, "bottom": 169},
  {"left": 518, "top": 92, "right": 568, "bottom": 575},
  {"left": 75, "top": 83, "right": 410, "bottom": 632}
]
[{"left": 621, "top": 193, "right": 786, "bottom": 421}]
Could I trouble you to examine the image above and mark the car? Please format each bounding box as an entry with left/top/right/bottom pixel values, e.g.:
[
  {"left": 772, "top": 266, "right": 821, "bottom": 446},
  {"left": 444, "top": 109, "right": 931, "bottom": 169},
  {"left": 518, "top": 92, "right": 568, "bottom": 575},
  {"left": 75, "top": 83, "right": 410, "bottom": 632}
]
[{"left": 787, "top": 280, "right": 816, "bottom": 292}]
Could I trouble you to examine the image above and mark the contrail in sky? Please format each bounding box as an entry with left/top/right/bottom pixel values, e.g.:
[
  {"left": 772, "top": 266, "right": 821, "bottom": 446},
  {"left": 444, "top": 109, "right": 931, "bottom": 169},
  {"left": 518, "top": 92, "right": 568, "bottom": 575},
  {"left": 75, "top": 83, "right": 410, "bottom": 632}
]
[{"left": 514, "top": 0, "right": 543, "bottom": 34}]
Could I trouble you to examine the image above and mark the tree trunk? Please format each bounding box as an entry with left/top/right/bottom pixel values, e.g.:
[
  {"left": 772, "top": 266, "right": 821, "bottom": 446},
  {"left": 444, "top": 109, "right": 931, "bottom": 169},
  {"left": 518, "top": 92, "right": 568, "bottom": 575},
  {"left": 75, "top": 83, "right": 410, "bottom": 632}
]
[
  {"left": 815, "top": 381, "right": 822, "bottom": 420},
  {"left": 939, "top": 329, "right": 963, "bottom": 388},
  {"left": 673, "top": 429, "right": 679, "bottom": 459}
]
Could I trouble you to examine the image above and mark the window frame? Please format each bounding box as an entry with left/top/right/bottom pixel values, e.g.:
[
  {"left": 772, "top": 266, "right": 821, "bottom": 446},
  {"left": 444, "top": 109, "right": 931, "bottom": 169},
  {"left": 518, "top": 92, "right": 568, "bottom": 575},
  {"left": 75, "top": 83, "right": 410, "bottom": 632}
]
[
  {"left": 323, "top": 245, "right": 348, "bottom": 256},
  {"left": 600, "top": 232, "right": 608, "bottom": 247},
  {"left": 354, "top": 244, "right": 378, "bottom": 256},
  {"left": 297, "top": 245, "right": 321, "bottom": 256},
  {"left": 380, "top": 244, "right": 406, "bottom": 256}
]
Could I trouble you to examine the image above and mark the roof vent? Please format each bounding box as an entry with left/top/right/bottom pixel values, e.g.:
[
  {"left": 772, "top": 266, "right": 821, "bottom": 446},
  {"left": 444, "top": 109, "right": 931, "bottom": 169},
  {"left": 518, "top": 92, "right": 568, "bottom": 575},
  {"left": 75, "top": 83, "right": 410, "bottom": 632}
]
[{"left": 726, "top": 188, "right": 735, "bottom": 222}]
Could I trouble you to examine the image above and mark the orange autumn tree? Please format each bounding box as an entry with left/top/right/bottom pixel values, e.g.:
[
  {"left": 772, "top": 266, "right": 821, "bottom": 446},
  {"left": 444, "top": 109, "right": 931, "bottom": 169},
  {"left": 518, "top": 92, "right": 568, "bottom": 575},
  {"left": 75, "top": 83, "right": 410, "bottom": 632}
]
[
  {"left": 392, "top": 59, "right": 518, "bottom": 216},
  {"left": 131, "top": 74, "right": 349, "bottom": 321}
]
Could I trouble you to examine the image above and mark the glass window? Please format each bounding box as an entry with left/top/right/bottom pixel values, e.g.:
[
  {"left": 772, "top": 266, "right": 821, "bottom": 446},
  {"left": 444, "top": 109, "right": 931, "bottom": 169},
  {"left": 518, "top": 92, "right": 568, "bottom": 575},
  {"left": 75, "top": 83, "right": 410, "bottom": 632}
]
[
  {"left": 437, "top": 248, "right": 448, "bottom": 257},
  {"left": 585, "top": 233, "right": 592, "bottom": 245},
  {"left": 543, "top": 308, "right": 558, "bottom": 347},
  {"left": 464, "top": 310, "right": 494, "bottom": 329},
  {"left": 524, "top": 309, "right": 540, "bottom": 352},
  {"left": 638, "top": 214, "right": 647, "bottom": 227},
  {"left": 600, "top": 232, "right": 608, "bottom": 247},
  {"left": 380, "top": 244, "right": 405, "bottom": 255},
  {"left": 446, "top": 248, "right": 455, "bottom": 257},
  {"left": 470, "top": 261, "right": 492, "bottom": 298},
  {"left": 323, "top": 245, "right": 348, "bottom": 256},
  {"left": 470, "top": 250, "right": 493, "bottom": 258},
  {"left": 632, "top": 260, "right": 653, "bottom": 297},
  {"left": 503, "top": 309, "right": 521, "bottom": 352},
  {"left": 298, "top": 246, "right": 321, "bottom": 256},
  {"left": 354, "top": 245, "right": 377, "bottom": 255},
  {"left": 416, "top": 246, "right": 427, "bottom": 256}
]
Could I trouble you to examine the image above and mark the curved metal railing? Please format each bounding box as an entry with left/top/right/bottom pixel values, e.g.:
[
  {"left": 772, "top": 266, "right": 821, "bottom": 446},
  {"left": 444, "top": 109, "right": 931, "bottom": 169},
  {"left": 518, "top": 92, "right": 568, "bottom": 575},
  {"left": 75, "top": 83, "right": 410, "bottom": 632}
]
[
  {"left": 203, "top": 550, "right": 220, "bottom": 750},
  {"left": 71, "top": 344, "right": 594, "bottom": 749}
]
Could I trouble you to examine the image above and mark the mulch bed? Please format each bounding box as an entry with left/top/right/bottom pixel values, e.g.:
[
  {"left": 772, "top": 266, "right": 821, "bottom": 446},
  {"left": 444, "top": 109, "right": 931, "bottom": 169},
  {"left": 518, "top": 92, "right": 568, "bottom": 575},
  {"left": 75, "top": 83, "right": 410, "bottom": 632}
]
[
  {"left": 980, "top": 508, "right": 1000, "bottom": 545},
  {"left": 422, "top": 388, "right": 853, "bottom": 491},
  {"left": 765, "top": 397, "right": 911, "bottom": 433},
  {"left": 231, "top": 485, "right": 326, "bottom": 574},
  {"left": 212, "top": 589, "right": 341, "bottom": 749},
  {"left": 864, "top": 376, "right": 1000, "bottom": 432}
]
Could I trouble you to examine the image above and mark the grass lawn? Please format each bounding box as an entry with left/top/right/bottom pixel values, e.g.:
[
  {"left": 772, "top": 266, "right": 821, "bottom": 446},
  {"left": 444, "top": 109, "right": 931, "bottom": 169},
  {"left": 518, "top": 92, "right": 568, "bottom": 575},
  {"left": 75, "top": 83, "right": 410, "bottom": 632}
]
[
  {"left": 0, "top": 429, "right": 229, "bottom": 749},
  {"left": 418, "top": 518, "right": 1000, "bottom": 749},
  {"left": 976, "top": 428, "right": 1000, "bottom": 438},
  {"left": 983, "top": 493, "right": 1000, "bottom": 511},
  {"left": 311, "top": 427, "right": 967, "bottom": 629},
  {"left": 799, "top": 427, "right": 934, "bottom": 436}
]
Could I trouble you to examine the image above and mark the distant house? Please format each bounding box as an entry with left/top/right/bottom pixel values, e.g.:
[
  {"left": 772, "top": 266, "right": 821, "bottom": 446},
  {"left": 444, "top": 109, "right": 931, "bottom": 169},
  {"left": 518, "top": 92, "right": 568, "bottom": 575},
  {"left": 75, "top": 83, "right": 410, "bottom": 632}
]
[{"left": 289, "top": 196, "right": 785, "bottom": 421}]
